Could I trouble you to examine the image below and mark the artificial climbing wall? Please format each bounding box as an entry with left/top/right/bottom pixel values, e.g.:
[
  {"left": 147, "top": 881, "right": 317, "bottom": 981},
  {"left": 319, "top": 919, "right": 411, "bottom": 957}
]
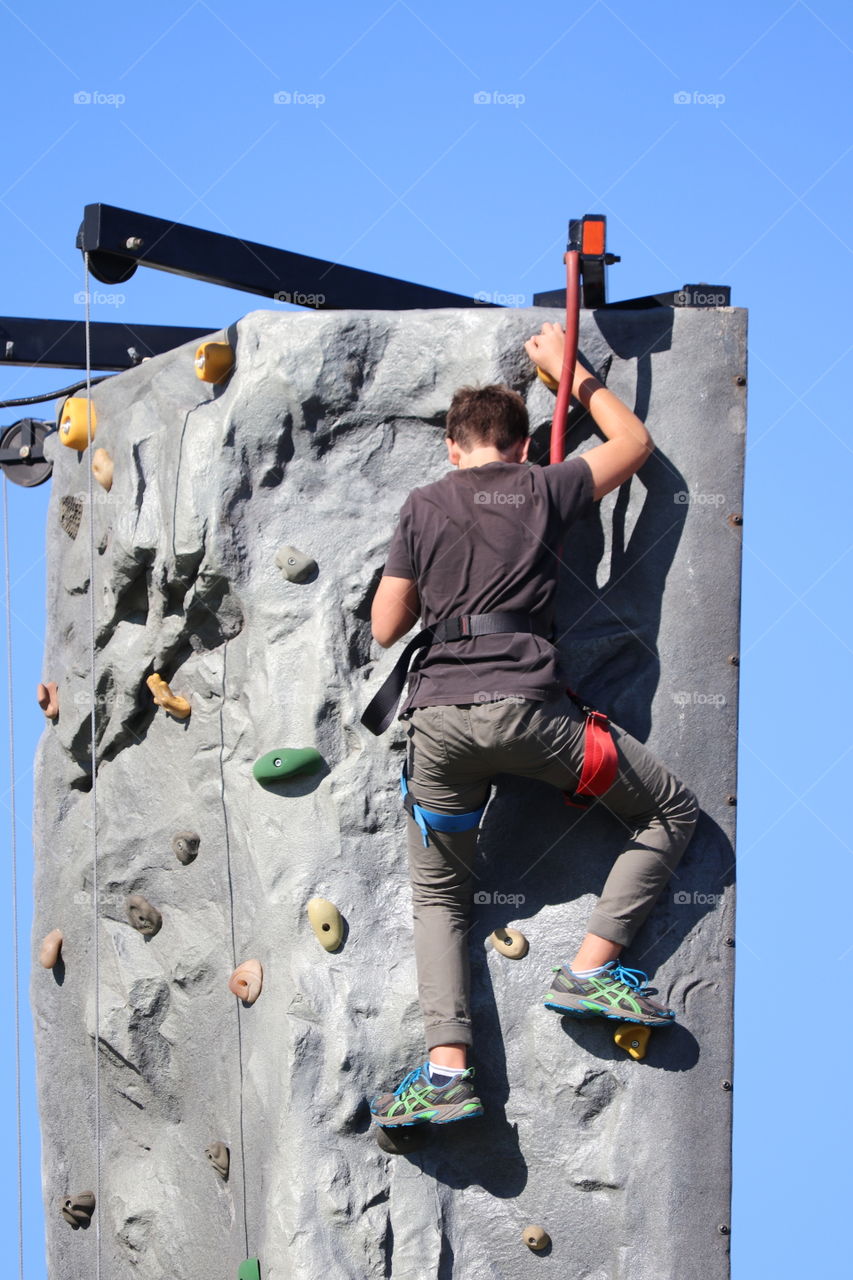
[{"left": 32, "top": 304, "right": 745, "bottom": 1280}]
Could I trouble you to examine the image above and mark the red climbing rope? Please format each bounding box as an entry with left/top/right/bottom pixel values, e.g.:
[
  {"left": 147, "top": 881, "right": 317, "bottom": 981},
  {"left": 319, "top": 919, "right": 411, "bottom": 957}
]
[{"left": 549, "top": 249, "right": 581, "bottom": 465}]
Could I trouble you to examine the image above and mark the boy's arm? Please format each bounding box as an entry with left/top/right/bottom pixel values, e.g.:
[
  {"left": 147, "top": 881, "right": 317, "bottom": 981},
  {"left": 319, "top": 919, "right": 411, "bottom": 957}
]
[
  {"left": 525, "top": 321, "right": 654, "bottom": 500},
  {"left": 371, "top": 575, "right": 421, "bottom": 648}
]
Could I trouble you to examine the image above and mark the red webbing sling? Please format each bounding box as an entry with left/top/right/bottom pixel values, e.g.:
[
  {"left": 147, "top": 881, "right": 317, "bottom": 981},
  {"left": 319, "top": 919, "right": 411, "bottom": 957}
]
[{"left": 563, "top": 688, "right": 619, "bottom": 808}]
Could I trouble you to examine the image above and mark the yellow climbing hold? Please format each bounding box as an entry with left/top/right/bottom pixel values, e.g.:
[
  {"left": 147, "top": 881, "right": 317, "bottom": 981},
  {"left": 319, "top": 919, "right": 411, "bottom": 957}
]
[
  {"left": 91, "top": 447, "right": 113, "bottom": 491},
  {"left": 146, "top": 673, "right": 191, "bottom": 720},
  {"left": 39, "top": 929, "right": 63, "bottom": 969},
  {"left": 58, "top": 398, "right": 97, "bottom": 451},
  {"left": 194, "top": 340, "right": 234, "bottom": 385},
  {"left": 614, "top": 1023, "right": 651, "bottom": 1061},
  {"left": 522, "top": 1224, "right": 550, "bottom": 1251},
  {"left": 307, "top": 897, "right": 343, "bottom": 952},
  {"left": 489, "top": 927, "right": 529, "bottom": 960},
  {"left": 536, "top": 366, "right": 560, "bottom": 393}
]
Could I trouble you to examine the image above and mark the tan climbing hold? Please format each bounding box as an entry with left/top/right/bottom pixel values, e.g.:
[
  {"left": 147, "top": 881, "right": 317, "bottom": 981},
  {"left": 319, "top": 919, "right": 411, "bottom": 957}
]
[
  {"left": 614, "top": 1023, "right": 651, "bottom": 1061},
  {"left": 229, "top": 959, "right": 263, "bottom": 1004},
  {"left": 61, "top": 1191, "right": 95, "bottom": 1228},
  {"left": 91, "top": 447, "right": 114, "bottom": 491},
  {"left": 522, "top": 1224, "right": 550, "bottom": 1251},
  {"left": 58, "top": 398, "right": 97, "bottom": 451},
  {"left": 205, "top": 1141, "right": 230, "bottom": 1179},
  {"left": 146, "top": 672, "right": 191, "bottom": 719},
  {"left": 126, "top": 895, "right": 162, "bottom": 937},
  {"left": 307, "top": 897, "right": 343, "bottom": 952},
  {"left": 39, "top": 929, "right": 63, "bottom": 969},
  {"left": 194, "top": 340, "right": 234, "bottom": 384},
  {"left": 172, "top": 830, "right": 200, "bottom": 865},
  {"left": 37, "top": 681, "right": 59, "bottom": 720},
  {"left": 489, "top": 927, "right": 529, "bottom": 960}
]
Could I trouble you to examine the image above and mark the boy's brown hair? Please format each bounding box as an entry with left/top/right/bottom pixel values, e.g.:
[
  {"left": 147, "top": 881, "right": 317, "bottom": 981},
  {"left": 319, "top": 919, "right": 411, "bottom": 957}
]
[{"left": 445, "top": 384, "right": 529, "bottom": 452}]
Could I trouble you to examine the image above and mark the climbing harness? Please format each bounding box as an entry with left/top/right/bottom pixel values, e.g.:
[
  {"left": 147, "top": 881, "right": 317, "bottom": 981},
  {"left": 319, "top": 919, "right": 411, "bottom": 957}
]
[
  {"left": 361, "top": 610, "right": 552, "bottom": 736},
  {"left": 562, "top": 688, "right": 619, "bottom": 808},
  {"left": 400, "top": 763, "right": 488, "bottom": 847}
]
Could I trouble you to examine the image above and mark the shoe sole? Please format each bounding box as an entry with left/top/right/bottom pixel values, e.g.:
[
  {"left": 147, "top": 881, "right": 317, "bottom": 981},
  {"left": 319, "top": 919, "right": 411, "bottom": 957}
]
[
  {"left": 371, "top": 1099, "right": 484, "bottom": 1128},
  {"left": 544, "top": 997, "right": 675, "bottom": 1027}
]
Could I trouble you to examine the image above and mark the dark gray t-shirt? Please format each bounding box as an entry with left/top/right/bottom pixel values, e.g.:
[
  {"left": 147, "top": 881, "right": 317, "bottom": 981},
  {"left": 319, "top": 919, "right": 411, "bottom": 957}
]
[{"left": 382, "top": 456, "right": 595, "bottom": 712}]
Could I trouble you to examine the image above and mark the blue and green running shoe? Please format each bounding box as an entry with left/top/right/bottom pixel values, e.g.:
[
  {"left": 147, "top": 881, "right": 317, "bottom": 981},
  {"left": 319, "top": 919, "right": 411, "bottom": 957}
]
[
  {"left": 369, "top": 1062, "right": 484, "bottom": 1127},
  {"left": 544, "top": 961, "right": 675, "bottom": 1026}
]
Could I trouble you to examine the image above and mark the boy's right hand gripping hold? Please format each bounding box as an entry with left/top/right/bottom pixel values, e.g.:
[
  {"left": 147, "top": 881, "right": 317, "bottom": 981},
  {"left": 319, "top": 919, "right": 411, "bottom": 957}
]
[{"left": 524, "top": 320, "right": 656, "bottom": 501}]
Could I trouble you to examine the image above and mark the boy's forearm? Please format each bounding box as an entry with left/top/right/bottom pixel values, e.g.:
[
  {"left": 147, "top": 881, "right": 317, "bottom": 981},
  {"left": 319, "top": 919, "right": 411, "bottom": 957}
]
[{"left": 575, "top": 371, "right": 654, "bottom": 452}]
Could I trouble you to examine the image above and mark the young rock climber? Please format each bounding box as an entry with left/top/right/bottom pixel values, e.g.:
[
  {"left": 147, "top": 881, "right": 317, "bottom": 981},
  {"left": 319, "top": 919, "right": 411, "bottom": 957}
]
[{"left": 366, "top": 321, "right": 699, "bottom": 1128}]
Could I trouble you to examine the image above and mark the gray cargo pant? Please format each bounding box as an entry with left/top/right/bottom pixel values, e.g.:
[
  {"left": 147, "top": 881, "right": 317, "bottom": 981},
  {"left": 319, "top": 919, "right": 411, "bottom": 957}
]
[{"left": 402, "top": 692, "right": 699, "bottom": 1051}]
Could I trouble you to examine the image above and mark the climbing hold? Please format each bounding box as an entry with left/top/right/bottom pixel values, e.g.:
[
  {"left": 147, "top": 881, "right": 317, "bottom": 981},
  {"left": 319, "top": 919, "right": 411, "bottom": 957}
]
[
  {"left": 375, "top": 1123, "right": 430, "bottom": 1155},
  {"left": 126, "top": 895, "right": 162, "bottom": 937},
  {"left": 229, "top": 959, "right": 263, "bottom": 1004},
  {"left": 237, "top": 1260, "right": 261, "bottom": 1280},
  {"left": 194, "top": 340, "right": 234, "bottom": 385},
  {"left": 205, "top": 1141, "right": 230, "bottom": 1179},
  {"left": 536, "top": 366, "right": 560, "bottom": 393},
  {"left": 614, "top": 1023, "right": 652, "bottom": 1061},
  {"left": 146, "top": 672, "right": 191, "bottom": 720},
  {"left": 59, "top": 494, "right": 83, "bottom": 540},
  {"left": 60, "top": 1191, "right": 96, "bottom": 1228},
  {"left": 522, "top": 1224, "right": 550, "bottom": 1251},
  {"left": 275, "top": 545, "right": 317, "bottom": 583},
  {"left": 91, "top": 447, "right": 113, "bottom": 491},
  {"left": 252, "top": 748, "right": 323, "bottom": 784},
  {"left": 307, "top": 898, "right": 344, "bottom": 952},
  {"left": 37, "top": 681, "right": 59, "bottom": 720},
  {"left": 58, "top": 398, "right": 97, "bottom": 451},
  {"left": 488, "top": 927, "right": 529, "bottom": 960},
  {"left": 172, "top": 831, "right": 200, "bottom": 865},
  {"left": 39, "top": 929, "right": 63, "bottom": 969}
]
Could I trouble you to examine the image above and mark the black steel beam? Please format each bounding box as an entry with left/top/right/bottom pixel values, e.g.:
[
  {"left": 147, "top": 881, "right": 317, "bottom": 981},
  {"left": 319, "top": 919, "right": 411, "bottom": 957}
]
[
  {"left": 77, "top": 203, "right": 494, "bottom": 310},
  {"left": 533, "top": 284, "right": 731, "bottom": 310},
  {"left": 0, "top": 316, "right": 213, "bottom": 371}
]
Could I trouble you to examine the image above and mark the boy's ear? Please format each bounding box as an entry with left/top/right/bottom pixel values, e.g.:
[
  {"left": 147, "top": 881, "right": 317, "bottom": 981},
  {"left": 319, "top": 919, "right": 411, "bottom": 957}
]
[
  {"left": 446, "top": 437, "right": 462, "bottom": 467},
  {"left": 520, "top": 437, "right": 531, "bottom": 463}
]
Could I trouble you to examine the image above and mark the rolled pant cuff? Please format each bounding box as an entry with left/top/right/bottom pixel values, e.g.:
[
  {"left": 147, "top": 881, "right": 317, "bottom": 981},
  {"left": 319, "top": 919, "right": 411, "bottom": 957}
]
[
  {"left": 585, "top": 909, "right": 636, "bottom": 950},
  {"left": 425, "top": 1022, "right": 473, "bottom": 1052}
]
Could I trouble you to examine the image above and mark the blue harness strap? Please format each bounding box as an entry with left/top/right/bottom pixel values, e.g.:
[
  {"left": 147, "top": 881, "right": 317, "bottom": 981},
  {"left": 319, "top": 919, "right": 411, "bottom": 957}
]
[{"left": 400, "top": 766, "right": 487, "bottom": 847}]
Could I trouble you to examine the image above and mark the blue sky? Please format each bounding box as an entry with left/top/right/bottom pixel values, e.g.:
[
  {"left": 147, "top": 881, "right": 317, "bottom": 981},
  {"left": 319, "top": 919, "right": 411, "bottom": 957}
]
[{"left": 1, "top": 1, "right": 851, "bottom": 1275}]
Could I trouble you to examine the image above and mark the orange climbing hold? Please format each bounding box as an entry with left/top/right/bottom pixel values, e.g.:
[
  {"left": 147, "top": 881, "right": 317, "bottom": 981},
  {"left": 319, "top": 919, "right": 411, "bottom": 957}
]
[
  {"left": 146, "top": 673, "right": 191, "bottom": 719},
  {"left": 58, "top": 398, "right": 97, "bottom": 451}
]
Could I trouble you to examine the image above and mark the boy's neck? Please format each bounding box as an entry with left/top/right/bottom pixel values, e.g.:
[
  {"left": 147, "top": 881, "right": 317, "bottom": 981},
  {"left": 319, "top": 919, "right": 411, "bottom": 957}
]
[{"left": 456, "top": 448, "right": 520, "bottom": 469}]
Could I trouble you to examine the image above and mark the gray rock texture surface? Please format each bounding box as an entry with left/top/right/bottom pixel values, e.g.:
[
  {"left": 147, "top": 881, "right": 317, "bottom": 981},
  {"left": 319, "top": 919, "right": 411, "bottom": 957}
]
[{"left": 32, "top": 305, "right": 744, "bottom": 1279}]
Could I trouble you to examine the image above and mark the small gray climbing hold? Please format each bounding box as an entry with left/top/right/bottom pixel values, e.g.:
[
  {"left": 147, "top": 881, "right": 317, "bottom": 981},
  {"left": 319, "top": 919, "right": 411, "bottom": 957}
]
[
  {"left": 126, "top": 894, "right": 162, "bottom": 937},
  {"left": 375, "top": 1124, "right": 430, "bottom": 1155},
  {"left": 205, "top": 1141, "right": 230, "bottom": 1179},
  {"left": 172, "top": 831, "right": 200, "bottom": 865},
  {"left": 61, "top": 1191, "right": 96, "bottom": 1228},
  {"left": 275, "top": 545, "right": 317, "bottom": 583},
  {"left": 59, "top": 495, "right": 83, "bottom": 540}
]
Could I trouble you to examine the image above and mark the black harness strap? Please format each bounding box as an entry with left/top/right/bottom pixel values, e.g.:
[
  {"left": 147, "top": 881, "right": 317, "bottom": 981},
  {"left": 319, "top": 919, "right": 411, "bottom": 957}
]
[{"left": 361, "top": 611, "right": 552, "bottom": 735}]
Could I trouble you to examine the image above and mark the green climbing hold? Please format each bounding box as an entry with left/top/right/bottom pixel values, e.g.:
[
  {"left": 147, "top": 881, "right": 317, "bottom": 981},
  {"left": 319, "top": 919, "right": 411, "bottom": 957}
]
[
  {"left": 238, "top": 1260, "right": 261, "bottom": 1280},
  {"left": 253, "top": 748, "right": 323, "bottom": 784}
]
